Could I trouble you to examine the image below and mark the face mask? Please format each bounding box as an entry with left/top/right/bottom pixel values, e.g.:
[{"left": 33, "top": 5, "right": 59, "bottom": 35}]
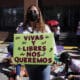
[{"left": 28, "top": 10, "right": 39, "bottom": 22}]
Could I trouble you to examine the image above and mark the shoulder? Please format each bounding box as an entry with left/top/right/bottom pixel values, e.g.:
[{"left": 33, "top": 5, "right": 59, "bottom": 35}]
[{"left": 45, "top": 24, "right": 51, "bottom": 33}]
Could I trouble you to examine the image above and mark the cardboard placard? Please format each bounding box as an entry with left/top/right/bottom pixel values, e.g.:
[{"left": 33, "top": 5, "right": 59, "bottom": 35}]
[{"left": 13, "top": 33, "right": 54, "bottom": 65}]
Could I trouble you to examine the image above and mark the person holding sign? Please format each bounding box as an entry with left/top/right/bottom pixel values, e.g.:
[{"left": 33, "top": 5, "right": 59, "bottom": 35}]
[{"left": 16, "top": 4, "right": 57, "bottom": 80}]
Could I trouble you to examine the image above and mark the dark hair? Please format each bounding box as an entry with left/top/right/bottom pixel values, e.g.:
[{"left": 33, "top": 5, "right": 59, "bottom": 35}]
[{"left": 59, "top": 51, "right": 71, "bottom": 63}]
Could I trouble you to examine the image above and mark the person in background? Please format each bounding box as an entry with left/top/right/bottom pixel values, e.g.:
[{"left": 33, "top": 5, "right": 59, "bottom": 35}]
[
  {"left": 59, "top": 51, "right": 80, "bottom": 80},
  {"left": 16, "top": 22, "right": 23, "bottom": 33},
  {"left": 16, "top": 22, "right": 25, "bottom": 80},
  {"left": 7, "top": 22, "right": 27, "bottom": 80},
  {"left": 48, "top": 22, "right": 60, "bottom": 45},
  {"left": 16, "top": 4, "right": 57, "bottom": 80}
]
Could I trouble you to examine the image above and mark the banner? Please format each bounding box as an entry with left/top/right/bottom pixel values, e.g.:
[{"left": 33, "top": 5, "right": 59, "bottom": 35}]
[{"left": 13, "top": 33, "right": 54, "bottom": 65}]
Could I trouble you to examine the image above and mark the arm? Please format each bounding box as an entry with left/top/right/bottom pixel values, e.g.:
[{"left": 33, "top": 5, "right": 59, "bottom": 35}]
[
  {"left": 45, "top": 24, "right": 58, "bottom": 62},
  {"left": 16, "top": 22, "right": 23, "bottom": 33}
]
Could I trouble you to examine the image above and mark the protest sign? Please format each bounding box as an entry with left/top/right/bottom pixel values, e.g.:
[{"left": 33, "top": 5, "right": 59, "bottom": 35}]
[{"left": 13, "top": 33, "right": 54, "bottom": 65}]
